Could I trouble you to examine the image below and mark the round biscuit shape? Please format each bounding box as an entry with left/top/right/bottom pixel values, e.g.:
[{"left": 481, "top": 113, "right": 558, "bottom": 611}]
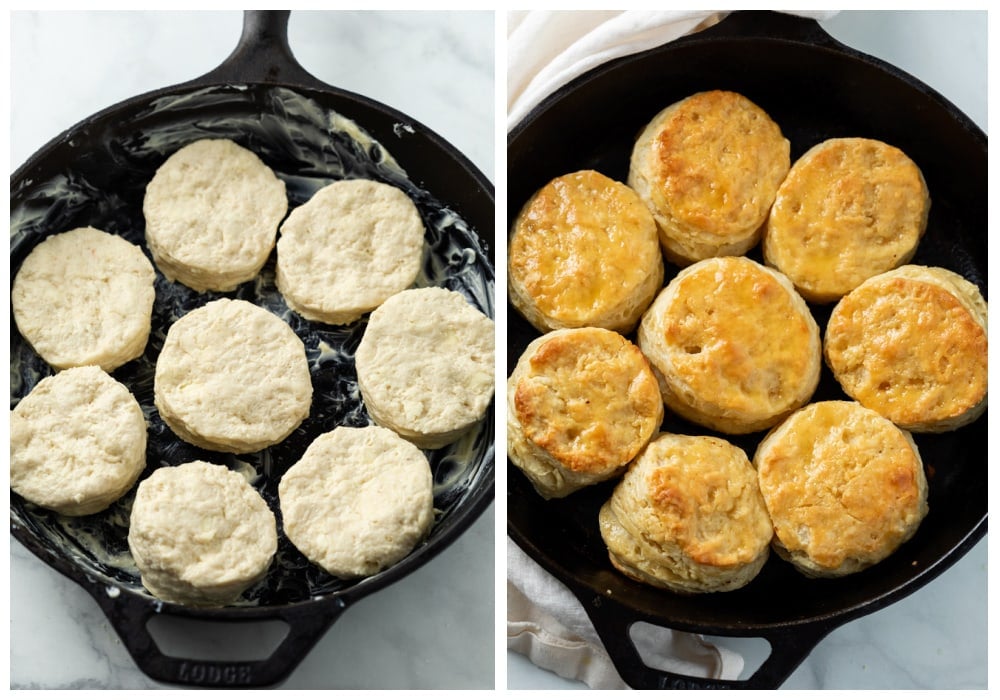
[
  {"left": 10, "top": 365, "right": 147, "bottom": 516},
  {"left": 508, "top": 169, "right": 664, "bottom": 334},
  {"left": 599, "top": 433, "right": 773, "bottom": 594},
  {"left": 154, "top": 298, "right": 312, "bottom": 453},
  {"left": 507, "top": 327, "right": 663, "bottom": 499},
  {"left": 143, "top": 138, "right": 288, "bottom": 292},
  {"left": 278, "top": 426, "right": 434, "bottom": 579},
  {"left": 764, "top": 137, "right": 930, "bottom": 303},
  {"left": 128, "top": 461, "right": 277, "bottom": 606},
  {"left": 12, "top": 227, "right": 156, "bottom": 371},
  {"left": 637, "top": 256, "right": 821, "bottom": 434},
  {"left": 627, "top": 90, "right": 790, "bottom": 265},
  {"left": 824, "top": 265, "right": 988, "bottom": 432},
  {"left": 276, "top": 178, "right": 425, "bottom": 325},
  {"left": 355, "top": 287, "right": 495, "bottom": 449},
  {"left": 754, "top": 401, "right": 928, "bottom": 577}
]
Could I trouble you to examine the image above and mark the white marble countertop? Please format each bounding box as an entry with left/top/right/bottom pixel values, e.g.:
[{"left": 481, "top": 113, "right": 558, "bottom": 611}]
[
  {"left": 506, "top": 10, "right": 987, "bottom": 691},
  {"left": 9, "top": 10, "right": 494, "bottom": 690}
]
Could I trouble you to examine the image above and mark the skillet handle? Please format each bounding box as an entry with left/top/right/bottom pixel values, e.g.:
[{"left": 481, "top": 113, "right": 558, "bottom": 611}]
[
  {"left": 190, "top": 10, "right": 332, "bottom": 91},
  {"left": 575, "top": 588, "right": 834, "bottom": 689},
  {"left": 94, "top": 591, "right": 347, "bottom": 687},
  {"left": 700, "top": 10, "right": 846, "bottom": 50}
]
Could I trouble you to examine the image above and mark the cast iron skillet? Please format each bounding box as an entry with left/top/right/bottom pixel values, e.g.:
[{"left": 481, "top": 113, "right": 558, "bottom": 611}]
[
  {"left": 11, "top": 11, "right": 494, "bottom": 688},
  {"left": 507, "top": 11, "right": 986, "bottom": 690}
]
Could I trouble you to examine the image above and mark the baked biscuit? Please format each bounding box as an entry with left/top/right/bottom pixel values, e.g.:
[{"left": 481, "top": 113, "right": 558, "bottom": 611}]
[
  {"left": 824, "top": 265, "right": 987, "bottom": 432},
  {"left": 143, "top": 139, "right": 287, "bottom": 292},
  {"left": 12, "top": 227, "right": 156, "bottom": 371},
  {"left": 279, "top": 426, "right": 434, "bottom": 579},
  {"left": 599, "top": 433, "right": 772, "bottom": 593},
  {"left": 276, "top": 179, "right": 425, "bottom": 325},
  {"left": 10, "top": 366, "right": 147, "bottom": 516},
  {"left": 628, "top": 90, "right": 790, "bottom": 265},
  {"left": 507, "top": 327, "right": 663, "bottom": 499},
  {"left": 754, "top": 401, "right": 928, "bottom": 577},
  {"left": 128, "top": 461, "right": 277, "bottom": 606},
  {"left": 154, "top": 298, "right": 313, "bottom": 453},
  {"left": 355, "top": 287, "right": 495, "bottom": 449},
  {"left": 764, "top": 137, "right": 930, "bottom": 303},
  {"left": 508, "top": 170, "right": 663, "bottom": 333},
  {"left": 637, "top": 256, "right": 820, "bottom": 434}
]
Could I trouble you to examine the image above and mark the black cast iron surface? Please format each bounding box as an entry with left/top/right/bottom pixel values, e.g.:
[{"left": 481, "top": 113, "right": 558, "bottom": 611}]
[
  {"left": 11, "top": 11, "right": 494, "bottom": 688},
  {"left": 507, "top": 11, "right": 986, "bottom": 690}
]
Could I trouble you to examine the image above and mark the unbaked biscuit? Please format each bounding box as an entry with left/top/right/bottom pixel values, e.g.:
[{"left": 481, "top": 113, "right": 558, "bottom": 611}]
[
  {"left": 154, "top": 298, "right": 312, "bottom": 453},
  {"left": 276, "top": 179, "right": 425, "bottom": 325},
  {"left": 599, "top": 433, "right": 772, "bottom": 594},
  {"left": 764, "top": 137, "right": 930, "bottom": 303},
  {"left": 508, "top": 169, "right": 663, "bottom": 333},
  {"left": 12, "top": 227, "right": 156, "bottom": 371},
  {"left": 637, "top": 256, "right": 820, "bottom": 434},
  {"left": 824, "top": 265, "right": 987, "bottom": 432},
  {"left": 278, "top": 425, "right": 434, "bottom": 579},
  {"left": 507, "top": 327, "right": 663, "bottom": 499},
  {"left": 754, "top": 401, "right": 928, "bottom": 577},
  {"left": 10, "top": 365, "right": 147, "bottom": 516},
  {"left": 355, "top": 287, "right": 494, "bottom": 449},
  {"left": 143, "top": 138, "right": 288, "bottom": 292},
  {"left": 128, "top": 461, "right": 277, "bottom": 606},
  {"left": 628, "top": 90, "right": 790, "bottom": 266}
]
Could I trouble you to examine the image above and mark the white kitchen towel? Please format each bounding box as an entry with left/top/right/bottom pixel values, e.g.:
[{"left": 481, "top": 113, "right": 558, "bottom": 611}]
[
  {"left": 505, "top": 10, "right": 839, "bottom": 689},
  {"left": 508, "top": 538, "right": 744, "bottom": 688},
  {"left": 508, "top": 10, "right": 840, "bottom": 131}
]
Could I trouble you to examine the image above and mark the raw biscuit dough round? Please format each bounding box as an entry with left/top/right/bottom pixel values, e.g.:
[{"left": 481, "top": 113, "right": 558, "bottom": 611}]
[
  {"left": 10, "top": 365, "right": 147, "bottom": 516},
  {"left": 11, "top": 226, "right": 156, "bottom": 371},
  {"left": 154, "top": 298, "right": 313, "bottom": 453},
  {"left": 128, "top": 461, "right": 278, "bottom": 606},
  {"left": 143, "top": 138, "right": 288, "bottom": 292},
  {"left": 278, "top": 425, "right": 434, "bottom": 579},
  {"left": 355, "top": 287, "right": 495, "bottom": 449},
  {"left": 276, "top": 179, "right": 425, "bottom": 325}
]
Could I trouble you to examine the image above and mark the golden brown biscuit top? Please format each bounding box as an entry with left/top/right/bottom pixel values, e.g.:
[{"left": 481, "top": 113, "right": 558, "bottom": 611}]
[
  {"left": 660, "top": 257, "right": 818, "bottom": 417},
  {"left": 825, "top": 268, "right": 988, "bottom": 426},
  {"left": 650, "top": 90, "right": 789, "bottom": 236},
  {"left": 513, "top": 328, "right": 663, "bottom": 474},
  {"left": 508, "top": 170, "right": 660, "bottom": 326},
  {"left": 766, "top": 138, "right": 929, "bottom": 301},
  {"left": 639, "top": 434, "right": 771, "bottom": 567},
  {"left": 755, "top": 401, "right": 925, "bottom": 570}
]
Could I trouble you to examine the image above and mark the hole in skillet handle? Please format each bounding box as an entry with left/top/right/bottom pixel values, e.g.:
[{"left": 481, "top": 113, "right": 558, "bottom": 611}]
[
  {"left": 146, "top": 617, "right": 290, "bottom": 662},
  {"left": 93, "top": 591, "right": 347, "bottom": 688},
  {"left": 573, "top": 585, "right": 836, "bottom": 690}
]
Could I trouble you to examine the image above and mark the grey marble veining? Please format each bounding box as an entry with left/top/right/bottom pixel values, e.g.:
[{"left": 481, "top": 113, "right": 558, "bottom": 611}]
[{"left": 9, "top": 10, "right": 494, "bottom": 690}]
